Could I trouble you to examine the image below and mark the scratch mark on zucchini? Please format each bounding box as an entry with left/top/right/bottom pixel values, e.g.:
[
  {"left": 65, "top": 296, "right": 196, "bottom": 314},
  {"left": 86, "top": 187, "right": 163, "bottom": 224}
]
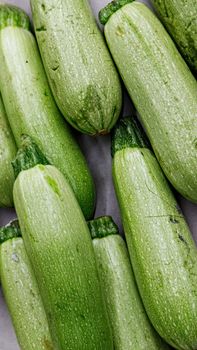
[
  {"left": 36, "top": 26, "right": 46, "bottom": 32},
  {"left": 51, "top": 65, "right": 59, "bottom": 72},
  {"left": 145, "top": 215, "right": 181, "bottom": 219},
  {"left": 169, "top": 216, "right": 179, "bottom": 224},
  {"left": 41, "top": 4, "right": 45, "bottom": 11},
  {"left": 144, "top": 182, "right": 179, "bottom": 213},
  {"left": 178, "top": 234, "right": 188, "bottom": 245}
]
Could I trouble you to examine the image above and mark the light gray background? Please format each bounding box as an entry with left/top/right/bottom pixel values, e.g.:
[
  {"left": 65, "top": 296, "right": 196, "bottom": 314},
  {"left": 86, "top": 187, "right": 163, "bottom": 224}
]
[{"left": 0, "top": 0, "right": 196, "bottom": 349}]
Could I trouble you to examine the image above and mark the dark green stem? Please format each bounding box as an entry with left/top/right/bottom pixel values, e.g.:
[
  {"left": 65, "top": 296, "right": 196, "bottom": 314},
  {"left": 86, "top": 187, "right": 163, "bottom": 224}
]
[
  {"left": 111, "top": 116, "right": 150, "bottom": 157},
  {"left": 0, "top": 5, "right": 31, "bottom": 31},
  {"left": 0, "top": 220, "right": 21, "bottom": 244},
  {"left": 99, "top": 0, "right": 133, "bottom": 25},
  {"left": 12, "top": 135, "right": 50, "bottom": 179},
  {"left": 88, "top": 216, "right": 119, "bottom": 239}
]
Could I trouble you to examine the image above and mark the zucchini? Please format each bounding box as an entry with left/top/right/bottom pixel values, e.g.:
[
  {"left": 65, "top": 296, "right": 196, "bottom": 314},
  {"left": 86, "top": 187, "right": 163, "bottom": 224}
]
[
  {"left": 30, "top": 0, "right": 122, "bottom": 135},
  {"left": 151, "top": 0, "right": 197, "bottom": 74},
  {"left": 12, "top": 138, "right": 113, "bottom": 349},
  {"left": 88, "top": 216, "right": 169, "bottom": 350},
  {"left": 0, "top": 95, "right": 16, "bottom": 207},
  {"left": 0, "top": 226, "right": 53, "bottom": 349},
  {"left": 112, "top": 117, "right": 197, "bottom": 350},
  {"left": 0, "top": 5, "right": 95, "bottom": 219},
  {"left": 101, "top": 1, "right": 197, "bottom": 203}
]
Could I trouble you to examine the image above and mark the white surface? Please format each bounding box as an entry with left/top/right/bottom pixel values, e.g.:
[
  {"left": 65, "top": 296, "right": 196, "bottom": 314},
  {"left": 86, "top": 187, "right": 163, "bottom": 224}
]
[{"left": 0, "top": 0, "right": 196, "bottom": 349}]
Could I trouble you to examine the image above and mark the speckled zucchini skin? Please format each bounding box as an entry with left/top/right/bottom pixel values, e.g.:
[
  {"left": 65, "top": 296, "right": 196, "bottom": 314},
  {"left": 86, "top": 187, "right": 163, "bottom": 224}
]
[
  {"left": 104, "top": 2, "right": 197, "bottom": 202},
  {"left": 113, "top": 147, "right": 197, "bottom": 350},
  {"left": 0, "top": 95, "right": 16, "bottom": 207},
  {"left": 31, "top": 0, "right": 122, "bottom": 135},
  {"left": 91, "top": 218, "right": 169, "bottom": 350},
  {"left": 13, "top": 165, "right": 113, "bottom": 350},
  {"left": 0, "top": 238, "right": 53, "bottom": 350},
  {"left": 0, "top": 5, "right": 95, "bottom": 219},
  {"left": 152, "top": 0, "right": 197, "bottom": 74}
]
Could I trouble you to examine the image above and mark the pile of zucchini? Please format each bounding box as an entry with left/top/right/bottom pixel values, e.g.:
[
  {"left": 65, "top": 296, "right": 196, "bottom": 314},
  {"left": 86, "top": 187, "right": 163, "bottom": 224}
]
[{"left": 0, "top": 0, "right": 196, "bottom": 349}]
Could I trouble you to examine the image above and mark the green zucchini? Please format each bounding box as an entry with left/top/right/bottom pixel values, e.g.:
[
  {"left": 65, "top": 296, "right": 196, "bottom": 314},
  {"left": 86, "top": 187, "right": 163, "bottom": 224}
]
[
  {"left": 12, "top": 139, "right": 113, "bottom": 350},
  {"left": 88, "top": 216, "right": 169, "bottom": 350},
  {"left": 151, "top": 0, "right": 197, "bottom": 74},
  {"left": 0, "top": 232, "right": 53, "bottom": 349},
  {"left": 112, "top": 117, "right": 197, "bottom": 350},
  {"left": 0, "top": 95, "right": 16, "bottom": 207},
  {"left": 0, "top": 5, "right": 95, "bottom": 219},
  {"left": 30, "top": 0, "right": 122, "bottom": 135},
  {"left": 101, "top": 1, "right": 197, "bottom": 203}
]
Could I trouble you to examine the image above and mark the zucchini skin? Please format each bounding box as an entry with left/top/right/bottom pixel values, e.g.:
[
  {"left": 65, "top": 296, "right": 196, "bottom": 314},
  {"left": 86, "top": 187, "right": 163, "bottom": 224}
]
[
  {"left": 113, "top": 147, "right": 197, "bottom": 350},
  {"left": 31, "top": 0, "right": 122, "bottom": 135},
  {"left": 0, "top": 238, "right": 53, "bottom": 350},
  {"left": 0, "top": 220, "right": 21, "bottom": 244},
  {"left": 13, "top": 165, "right": 113, "bottom": 350},
  {"left": 151, "top": 0, "right": 197, "bottom": 74},
  {"left": 0, "top": 24, "right": 95, "bottom": 219},
  {"left": 0, "top": 95, "right": 16, "bottom": 207},
  {"left": 91, "top": 219, "right": 169, "bottom": 350},
  {"left": 104, "top": 2, "right": 197, "bottom": 202}
]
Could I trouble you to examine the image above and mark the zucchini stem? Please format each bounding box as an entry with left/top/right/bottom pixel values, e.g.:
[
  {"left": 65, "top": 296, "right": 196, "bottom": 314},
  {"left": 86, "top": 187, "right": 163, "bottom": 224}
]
[
  {"left": 12, "top": 135, "right": 50, "bottom": 179},
  {"left": 99, "top": 0, "right": 133, "bottom": 25},
  {"left": 88, "top": 216, "right": 119, "bottom": 239},
  {"left": 111, "top": 116, "right": 150, "bottom": 157},
  {"left": 0, "top": 5, "right": 31, "bottom": 31},
  {"left": 0, "top": 220, "right": 21, "bottom": 244}
]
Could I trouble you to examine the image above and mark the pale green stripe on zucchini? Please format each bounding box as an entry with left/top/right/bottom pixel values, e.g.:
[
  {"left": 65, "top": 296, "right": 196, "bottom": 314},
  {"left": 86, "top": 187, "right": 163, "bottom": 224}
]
[
  {"left": 103, "top": 1, "right": 197, "bottom": 202},
  {"left": 31, "top": 0, "right": 122, "bottom": 135},
  {"left": 112, "top": 117, "right": 197, "bottom": 350},
  {"left": 0, "top": 237, "right": 53, "bottom": 350},
  {"left": 151, "top": 0, "right": 197, "bottom": 74},
  {"left": 89, "top": 216, "right": 170, "bottom": 350},
  {"left": 0, "top": 95, "right": 17, "bottom": 207},
  {"left": 0, "top": 5, "right": 95, "bottom": 219}
]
